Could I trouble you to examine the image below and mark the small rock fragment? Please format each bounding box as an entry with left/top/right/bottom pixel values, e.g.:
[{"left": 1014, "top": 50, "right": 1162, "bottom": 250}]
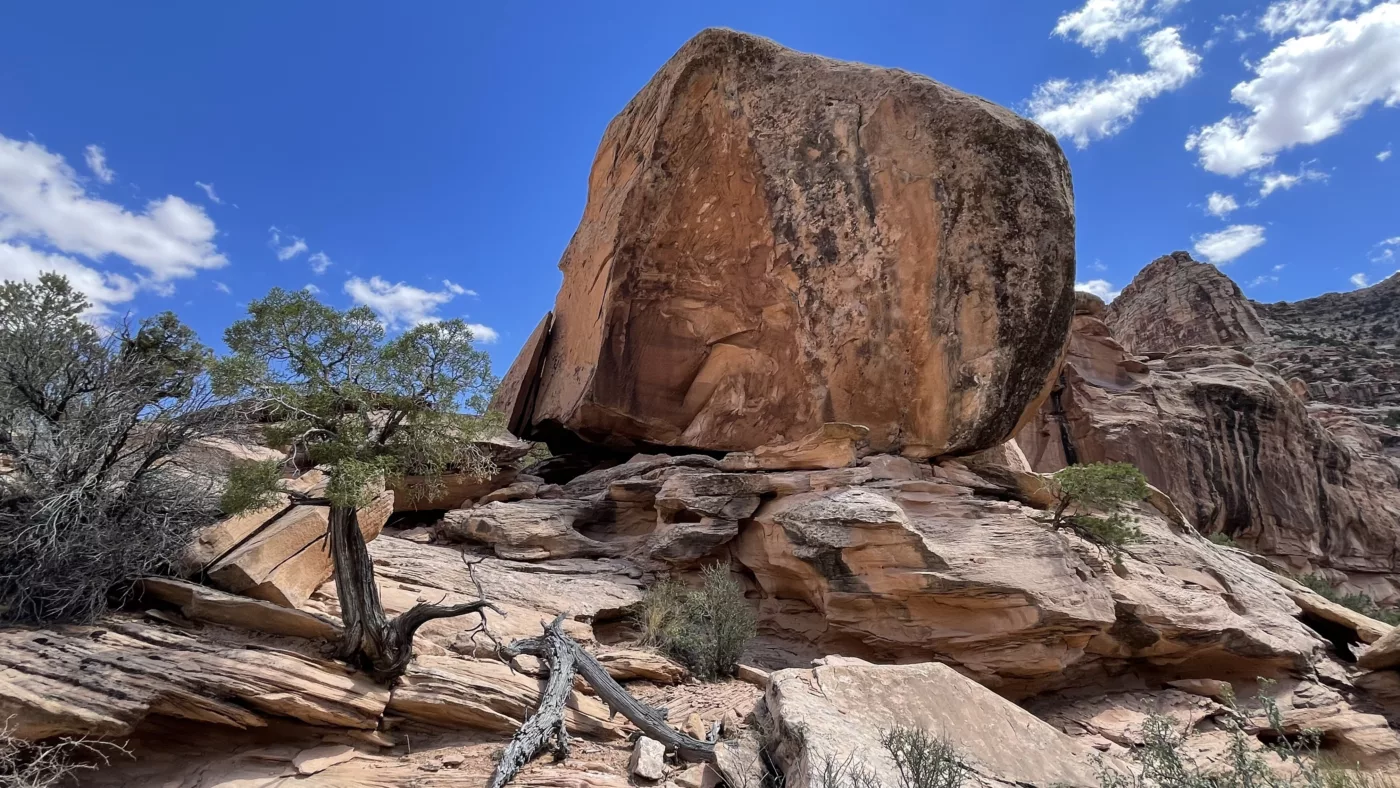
[
  {"left": 630, "top": 736, "right": 667, "bottom": 782},
  {"left": 293, "top": 744, "right": 357, "bottom": 776}
]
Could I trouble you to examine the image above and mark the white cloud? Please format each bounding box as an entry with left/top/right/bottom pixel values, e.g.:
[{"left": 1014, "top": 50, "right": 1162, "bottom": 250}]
[
  {"left": 308, "top": 251, "right": 332, "bottom": 274},
  {"left": 0, "top": 134, "right": 225, "bottom": 294},
  {"left": 1205, "top": 192, "right": 1240, "bottom": 217},
  {"left": 83, "top": 144, "right": 114, "bottom": 184},
  {"left": 1255, "top": 164, "right": 1328, "bottom": 196},
  {"left": 213, "top": 280, "right": 231, "bottom": 294},
  {"left": 1075, "top": 279, "right": 1122, "bottom": 301},
  {"left": 1351, "top": 272, "right": 1371, "bottom": 287},
  {"left": 1248, "top": 274, "right": 1280, "bottom": 286},
  {"left": 1029, "top": 27, "right": 1201, "bottom": 147},
  {"left": 195, "top": 181, "right": 222, "bottom": 204},
  {"left": 1381, "top": 147, "right": 1394, "bottom": 160},
  {"left": 1194, "top": 224, "right": 1267, "bottom": 263},
  {"left": 1053, "top": 0, "right": 1186, "bottom": 50},
  {"left": 0, "top": 242, "right": 137, "bottom": 317},
  {"left": 443, "top": 279, "right": 466, "bottom": 295},
  {"left": 1260, "top": 0, "right": 1374, "bottom": 35},
  {"left": 1373, "top": 236, "right": 1400, "bottom": 261},
  {"left": 466, "top": 323, "right": 499, "bottom": 343},
  {"left": 303, "top": 283, "right": 321, "bottom": 294},
  {"left": 268, "top": 226, "right": 308, "bottom": 261},
  {"left": 343, "top": 276, "right": 465, "bottom": 329},
  {"left": 1187, "top": 3, "right": 1400, "bottom": 175}
]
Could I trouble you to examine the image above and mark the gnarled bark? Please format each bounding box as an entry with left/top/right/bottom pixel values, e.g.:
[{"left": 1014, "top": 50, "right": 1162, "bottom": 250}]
[
  {"left": 488, "top": 615, "right": 716, "bottom": 787},
  {"left": 327, "top": 502, "right": 500, "bottom": 683}
]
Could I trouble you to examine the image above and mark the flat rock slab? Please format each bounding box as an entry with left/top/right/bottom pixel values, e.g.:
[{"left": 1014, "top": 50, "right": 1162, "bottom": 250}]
[{"left": 0, "top": 618, "right": 387, "bottom": 740}]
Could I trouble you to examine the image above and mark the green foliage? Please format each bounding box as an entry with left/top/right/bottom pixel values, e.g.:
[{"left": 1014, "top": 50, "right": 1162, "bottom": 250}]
[
  {"left": 220, "top": 459, "right": 284, "bottom": 515},
  {"left": 1047, "top": 463, "right": 1150, "bottom": 558},
  {"left": 212, "top": 287, "right": 499, "bottom": 509},
  {"left": 636, "top": 565, "right": 756, "bottom": 681},
  {"left": 881, "top": 727, "right": 968, "bottom": 788},
  {"left": 0, "top": 274, "right": 232, "bottom": 624},
  {"left": 1384, "top": 410, "right": 1400, "bottom": 429},
  {"left": 1296, "top": 574, "right": 1400, "bottom": 626},
  {"left": 1098, "top": 680, "right": 1383, "bottom": 788},
  {"left": 1209, "top": 532, "right": 1239, "bottom": 547}
]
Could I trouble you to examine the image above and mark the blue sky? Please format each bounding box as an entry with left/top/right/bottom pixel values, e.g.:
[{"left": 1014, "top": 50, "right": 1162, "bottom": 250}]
[{"left": 2, "top": 1, "right": 1397, "bottom": 371}]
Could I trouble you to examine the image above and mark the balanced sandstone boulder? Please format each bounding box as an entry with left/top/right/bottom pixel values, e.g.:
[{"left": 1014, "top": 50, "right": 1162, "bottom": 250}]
[{"left": 495, "top": 28, "right": 1076, "bottom": 458}]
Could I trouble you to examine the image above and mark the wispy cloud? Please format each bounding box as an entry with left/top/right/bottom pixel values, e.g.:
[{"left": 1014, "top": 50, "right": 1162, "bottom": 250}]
[
  {"left": 1205, "top": 192, "right": 1239, "bottom": 217},
  {"left": 194, "top": 181, "right": 222, "bottom": 204},
  {"left": 1053, "top": 0, "right": 1188, "bottom": 51},
  {"left": 268, "top": 226, "right": 308, "bottom": 261},
  {"left": 1187, "top": 3, "right": 1400, "bottom": 175},
  {"left": 84, "top": 144, "right": 115, "bottom": 184},
  {"left": 1351, "top": 272, "right": 1370, "bottom": 288},
  {"left": 214, "top": 281, "right": 231, "bottom": 294},
  {"left": 1194, "top": 224, "right": 1266, "bottom": 263},
  {"left": 308, "top": 251, "right": 332, "bottom": 274},
  {"left": 1380, "top": 147, "right": 1394, "bottom": 162},
  {"left": 344, "top": 276, "right": 466, "bottom": 329},
  {"left": 1030, "top": 27, "right": 1201, "bottom": 147},
  {"left": 1254, "top": 164, "right": 1328, "bottom": 197}
]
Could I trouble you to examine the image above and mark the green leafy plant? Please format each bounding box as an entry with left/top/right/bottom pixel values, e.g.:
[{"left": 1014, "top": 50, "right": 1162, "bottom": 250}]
[
  {"left": 212, "top": 287, "right": 501, "bottom": 681},
  {"left": 636, "top": 565, "right": 756, "bottom": 681},
  {"left": 1383, "top": 410, "right": 1400, "bottom": 429},
  {"left": 219, "top": 459, "right": 284, "bottom": 515},
  {"left": 1098, "top": 680, "right": 1383, "bottom": 788},
  {"left": 1045, "top": 462, "right": 1149, "bottom": 558},
  {"left": 1209, "top": 532, "right": 1239, "bottom": 548}
]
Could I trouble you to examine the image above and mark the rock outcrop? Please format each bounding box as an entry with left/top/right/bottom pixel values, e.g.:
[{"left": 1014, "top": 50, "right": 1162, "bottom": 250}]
[
  {"left": 762, "top": 659, "right": 1103, "bottom": 787},
  {"left": 1019, "top": 281, "right": 1400, "bottom": 590},
  {"left": 495, "top": 28, "right": 1076, "bottom": 458},
  {"left": 1104, "top": 251, "right": 1269, "bottom": 354}
]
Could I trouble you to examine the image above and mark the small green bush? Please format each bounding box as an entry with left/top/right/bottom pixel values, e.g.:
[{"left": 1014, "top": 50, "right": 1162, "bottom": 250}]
[
  {"left": 637, "top": 565, "right": 756, "bottom": 681},
  {"left": 1297, "top": 574, "right": 1400, "bottom": 626},
  {"left": 219, "top": 459, "right": 284, "bottom": 515},
  {"left": 1098, "top": 680, "right": 1382, "bottom": 788},
  {"left": 1209, "top": 532, "right": 1239, "bottom": 547},
  {"left": 1384, "top": 410, "right": 1400, "bottom": 429}
]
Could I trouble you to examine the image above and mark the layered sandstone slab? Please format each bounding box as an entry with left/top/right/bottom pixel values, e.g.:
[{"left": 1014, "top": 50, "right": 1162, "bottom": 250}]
[
  {"left": 499, "top": 28, "right": 1076, "bottom": 457},
  {"left": 1104, "top": 251, "right": 1269, "bottom": 353}
]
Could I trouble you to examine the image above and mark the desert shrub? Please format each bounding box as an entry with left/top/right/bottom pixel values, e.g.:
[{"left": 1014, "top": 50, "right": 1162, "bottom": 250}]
[
  {"left": 0, "top": 720, "right": 127, "bottom": 787},
  {"left": 0, "top": 275, "right": 238, "bottom": 624},
  {"left": 1099, "top": 681, "right": 1382, "bottom": 788},
  {"left": 1209, "top": 532, "right": 1239, "bottom": 547},
  {"left": 636, "top": 565, "right": 756, "bottom": 680},
  {"left": 881, "top": 727, "right": 967, "bottom": 788},
  {"left": 1384, "top": 410, "right": 1400, "bottom": 429},
  {"left": 219, "top": 458, "right": 284, "bottom": 515},
  {"left": 808, "top": 728, "right": 966, "bottom": 788},
  {"left": 1297, "top": 574, "right": 1400, "bottom": 626},
  {"left": 1045, "top": 462, "right": 1149, "bottom": 558}
]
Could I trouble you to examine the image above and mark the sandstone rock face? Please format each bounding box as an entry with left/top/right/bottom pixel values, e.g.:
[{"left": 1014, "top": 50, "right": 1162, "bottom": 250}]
[
  {"left": 1021, "top": 257, "right": 1400, "bottom": 590},
  {"left": 763, "top": 661, "right": 1103, "bottom": 787},
  {"left": 498, "top": 28, "right": 1076, "bottom": 458},
  {"left": 0, "top": 618, "right": 389, "bottom": 739},
  {"left": 1104, "top": 251, "right": 1269, "bottom": 353}
]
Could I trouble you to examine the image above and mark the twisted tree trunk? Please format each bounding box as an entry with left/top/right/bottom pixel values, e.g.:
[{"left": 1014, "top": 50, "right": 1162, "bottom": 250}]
[
  {"left": 327, "top": 502, "right": 500, "bottom": 683},
  {"left": 488, "top": 615, "right": 716, "bottom": 787}
]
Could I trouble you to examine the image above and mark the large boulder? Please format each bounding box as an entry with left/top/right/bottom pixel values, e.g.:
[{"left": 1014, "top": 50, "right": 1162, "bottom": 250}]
[{"left": 495, "top": 28, "right": 1076, "bottom": 458}]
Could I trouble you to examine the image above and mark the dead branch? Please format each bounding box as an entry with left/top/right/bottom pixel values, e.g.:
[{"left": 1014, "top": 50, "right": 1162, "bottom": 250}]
[{"left": 488, "top": 613, "right": 716, "bottom": 787}]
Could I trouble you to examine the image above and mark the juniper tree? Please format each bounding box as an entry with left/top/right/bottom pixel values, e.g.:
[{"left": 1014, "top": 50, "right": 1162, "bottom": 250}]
[
  {"left": 213, "top": 287, "right": 501, "bottom": 681},
  {"left": 0, "top": 274, "right": 235, "bottom": 624},
  {"left": 1047, "top": 461, "right": 1149, "bottom": 554}
]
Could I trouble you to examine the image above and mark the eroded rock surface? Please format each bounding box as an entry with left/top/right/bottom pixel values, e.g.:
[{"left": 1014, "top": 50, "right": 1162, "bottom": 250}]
[{"left": 496, "top": 28, "right": 1075, "bottom": 458}]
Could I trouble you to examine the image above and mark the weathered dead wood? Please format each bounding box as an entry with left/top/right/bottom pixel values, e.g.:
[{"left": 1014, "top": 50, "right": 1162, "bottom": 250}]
[
  {"left": 328, "top": 502, "right": 502, "bottom": 682},
  {"left": 488, "top": 613, "right": 716, "bottom": 787},
  {"left": 487, "top": 613, "right": 577, "bottom": 788}
]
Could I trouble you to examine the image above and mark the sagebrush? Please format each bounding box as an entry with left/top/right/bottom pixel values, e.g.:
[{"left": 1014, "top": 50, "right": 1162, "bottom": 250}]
[
  {"left": 0, "top": 275, "right": 238, "bottom": 624},
  {"left": 812, "top": 727, "right": 966, "bottom": 788},
  {"left": 637, "top": 565, "right": 756, "bottom": 680},
  {"left": 0, "top": 720, "right": 127, "bottom": 787},
  {"left": 1100, "top": 680, "right": 1381, "bottom": 788}
]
